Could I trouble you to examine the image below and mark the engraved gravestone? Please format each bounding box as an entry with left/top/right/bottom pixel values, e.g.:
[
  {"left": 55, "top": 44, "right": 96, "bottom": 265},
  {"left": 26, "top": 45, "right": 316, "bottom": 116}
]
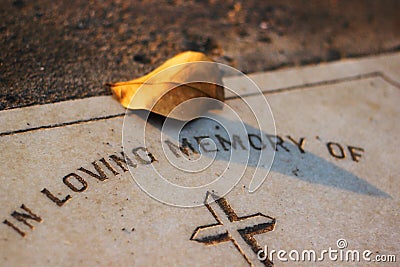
[{"left": 1, "top": 53, "right": 399, "bottom": 266}]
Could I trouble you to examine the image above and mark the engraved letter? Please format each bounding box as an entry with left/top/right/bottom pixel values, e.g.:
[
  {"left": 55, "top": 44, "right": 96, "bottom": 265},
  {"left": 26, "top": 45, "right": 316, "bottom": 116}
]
[
  {"left": 347, "top": 146, "right": 364, "bottom": 162},
  {"left": 41, "top": 188, "right": 71, "bottom": 207},
  {"left": 63, "top": 173, "right": 87, "bottom": 192},
  {"left": 327, "top": 142, "right": 345, "bottom": 159},
  {"left": 287, "top": 136, "right": 306, "bottom": 153}
]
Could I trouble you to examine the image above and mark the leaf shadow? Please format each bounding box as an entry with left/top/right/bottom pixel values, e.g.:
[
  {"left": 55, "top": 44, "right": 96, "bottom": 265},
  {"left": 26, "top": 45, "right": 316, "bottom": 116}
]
[{"left": 131, "top": 110, "right": 390, "bottom": 198}]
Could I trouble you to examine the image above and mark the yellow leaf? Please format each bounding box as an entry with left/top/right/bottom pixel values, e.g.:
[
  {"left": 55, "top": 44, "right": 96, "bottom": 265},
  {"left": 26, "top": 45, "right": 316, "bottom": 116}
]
[{"left": 107, "top": 51, "right": 224, "bottom": 119}]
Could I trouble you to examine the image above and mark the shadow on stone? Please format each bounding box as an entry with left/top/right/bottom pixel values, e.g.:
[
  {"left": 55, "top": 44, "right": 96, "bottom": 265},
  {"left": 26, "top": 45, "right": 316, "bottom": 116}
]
[{"left": 129, "top": 110, "right": 390, "bottom": 198}]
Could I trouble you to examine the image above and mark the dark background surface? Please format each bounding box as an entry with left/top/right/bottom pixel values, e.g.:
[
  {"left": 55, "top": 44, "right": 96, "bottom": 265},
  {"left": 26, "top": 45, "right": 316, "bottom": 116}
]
[{"left": 1, "top": 0, "right": 399, "bottom": 110}]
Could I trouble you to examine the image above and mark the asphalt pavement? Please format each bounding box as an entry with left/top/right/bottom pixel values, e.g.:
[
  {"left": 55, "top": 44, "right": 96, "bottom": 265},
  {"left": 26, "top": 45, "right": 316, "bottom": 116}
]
[{"left": 1, "top": 0, "right": 399, "bottom": 110}]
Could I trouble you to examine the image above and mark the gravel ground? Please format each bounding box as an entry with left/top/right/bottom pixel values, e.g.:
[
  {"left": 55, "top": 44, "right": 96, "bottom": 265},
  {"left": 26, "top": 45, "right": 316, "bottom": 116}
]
[{"left": 1, "top": 0, "right": 399, "bottom": 110}]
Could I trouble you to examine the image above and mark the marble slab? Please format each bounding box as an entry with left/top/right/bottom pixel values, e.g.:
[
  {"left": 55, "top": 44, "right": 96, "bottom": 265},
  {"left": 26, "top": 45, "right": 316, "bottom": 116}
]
[{"left": 1, "top": 53, "right": 399, "bottom": 266}]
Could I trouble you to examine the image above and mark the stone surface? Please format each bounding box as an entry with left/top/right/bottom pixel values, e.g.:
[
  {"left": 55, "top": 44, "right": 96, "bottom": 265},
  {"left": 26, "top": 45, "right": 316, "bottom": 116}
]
[{"left": 1, "top": 53, "right": 399, "bottom": 266}]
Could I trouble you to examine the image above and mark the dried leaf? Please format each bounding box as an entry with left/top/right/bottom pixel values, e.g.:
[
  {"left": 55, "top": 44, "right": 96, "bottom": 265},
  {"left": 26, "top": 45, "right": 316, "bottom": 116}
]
[{"left": 108, "top": 51, "right": 224, "bottom": 119}]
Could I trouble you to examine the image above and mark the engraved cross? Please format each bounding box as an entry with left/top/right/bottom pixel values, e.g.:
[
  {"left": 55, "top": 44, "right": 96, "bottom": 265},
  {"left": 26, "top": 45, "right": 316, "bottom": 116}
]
[{"left": 190, "top": 192, "right": 275, "bottom": 266}]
